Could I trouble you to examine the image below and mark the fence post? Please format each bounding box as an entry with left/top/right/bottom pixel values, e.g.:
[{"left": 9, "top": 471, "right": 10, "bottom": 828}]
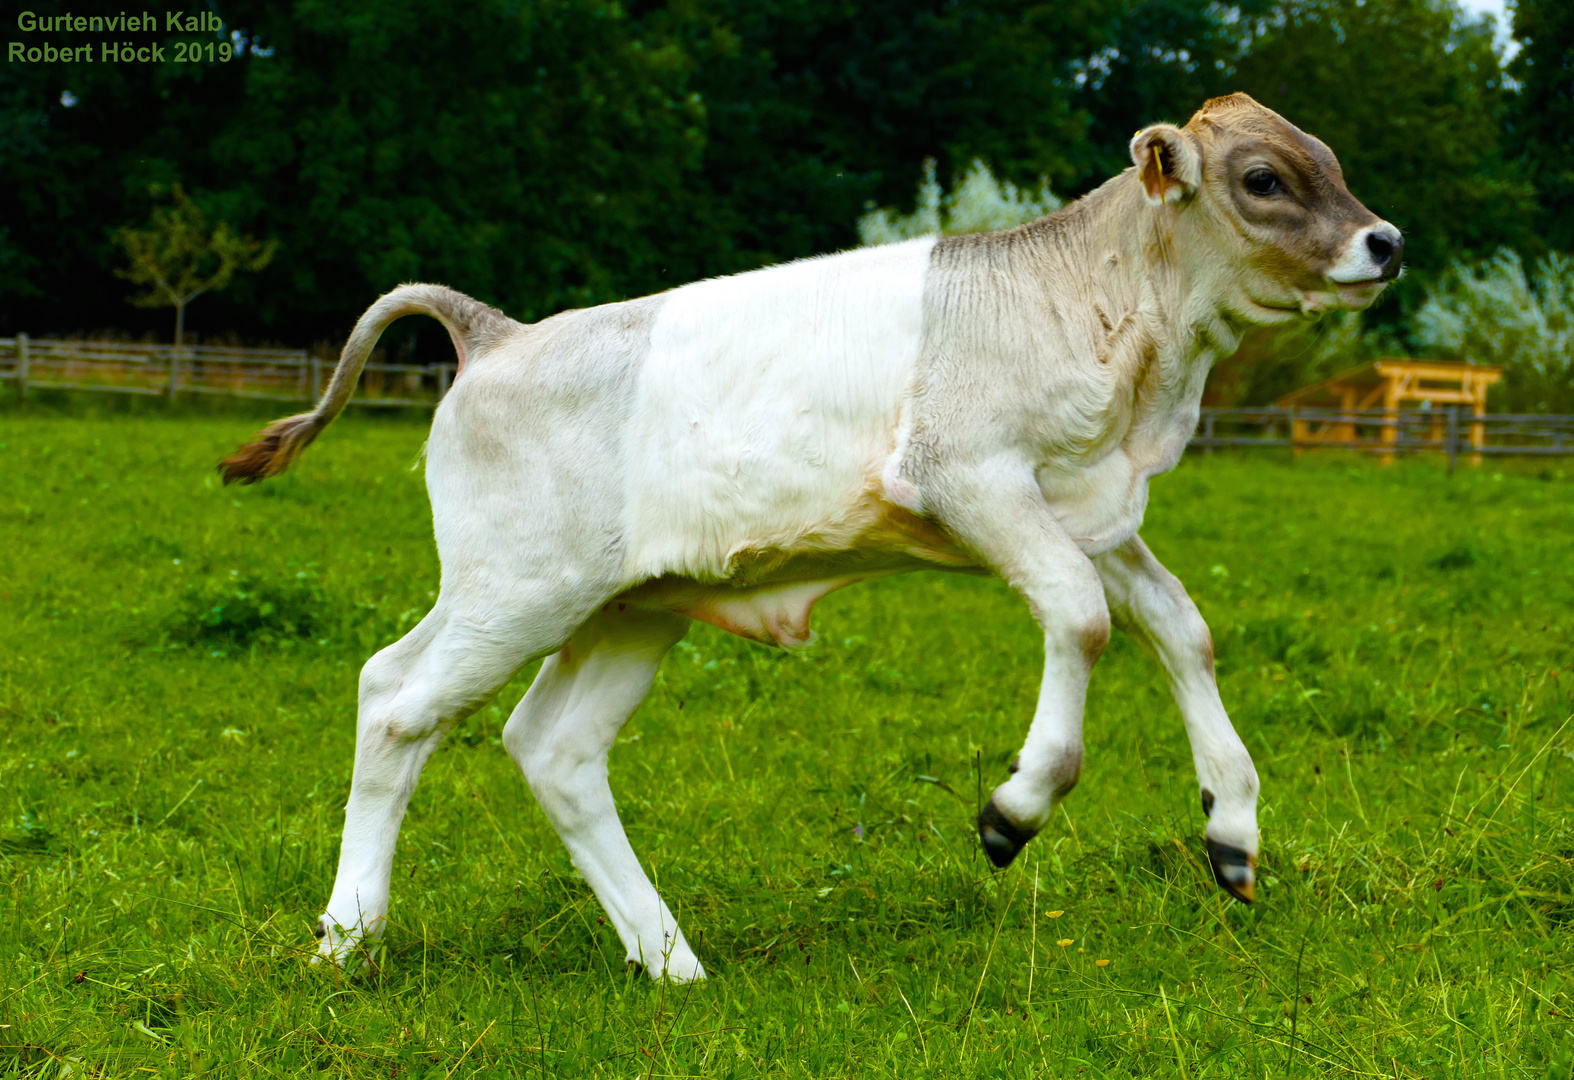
[
  {"left": 1204, "top": 412, "right": 1215, "bottom": 455},
  {"left": 1446, "top": 405, "right": 1459, "bottom": 476},
  {"left": 166, "top": 347, "right": 181, "bottom": 399},
  {"left": 310, "top": 354, "right": 323, "bottom": 403},
  {"left": 437, "top": 362, "right": 452, "bottom": 400},
  {"left": 1379, "top": 386, "right": 1399, "bottom": 466},
  {"left": 15, "top": 332, "right": 28, "bottom": 402}
]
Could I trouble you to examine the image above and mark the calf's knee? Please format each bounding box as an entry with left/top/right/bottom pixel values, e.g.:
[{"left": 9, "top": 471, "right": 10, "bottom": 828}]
[
  {"left": 356, "top": 685, "right": 444, "bottom": 748},
  {"left": 1077, "top": 615, "right": 1111, "bottom": 668},
  {"left": 356, "top": 643, "right": 477, "bottom": 746}
]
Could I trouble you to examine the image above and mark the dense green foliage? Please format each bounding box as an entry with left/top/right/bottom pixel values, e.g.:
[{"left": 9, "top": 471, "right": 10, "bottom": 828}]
[
  {"left": 4, "top": 0, "right": 717, "bottom": 339},
  {"left": 1512, "top": 0, "right": 1574, "bottom": 254},
  {"left": 1, "top": 410, "right": 1569, "bottom": 1076},
  {"left": 0, "top": 0, "right": 1556, "bottom": 357}
]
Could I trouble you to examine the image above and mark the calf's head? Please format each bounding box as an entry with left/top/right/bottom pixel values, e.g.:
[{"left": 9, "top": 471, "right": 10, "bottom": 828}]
[{"left": 1128, "top": 92, "right": 1402, "bottom": 323}]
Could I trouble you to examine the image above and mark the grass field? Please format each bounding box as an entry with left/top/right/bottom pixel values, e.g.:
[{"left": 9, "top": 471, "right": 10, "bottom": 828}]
[{"left": 1, "top": 408, "right": 1571, "bottom": 1079}]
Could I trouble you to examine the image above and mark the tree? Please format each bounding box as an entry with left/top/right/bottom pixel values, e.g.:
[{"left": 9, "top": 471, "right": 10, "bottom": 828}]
[
  {"left": 0, "top": 0, "right": 1552, "bottom": 357},
  {"left": 114, "top": 184, "right": 276, "bottom": 347},
  {"left": 1511, "top": 0, "right": 1574, "bottom": 253},
  {"left": 1069, "top": 0, "right": 1276, "bottom": 186},
  {"left": 643, "top": 0, "right": 1114, "bottom": 268},
  {"left": 0, "top": 0, "right": 721, "bottom": 342}
]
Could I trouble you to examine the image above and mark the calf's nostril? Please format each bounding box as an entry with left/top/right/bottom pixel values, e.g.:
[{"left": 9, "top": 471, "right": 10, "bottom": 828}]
[{"left": 1366, "top": 232, "right": 1394, "bottom": 267}]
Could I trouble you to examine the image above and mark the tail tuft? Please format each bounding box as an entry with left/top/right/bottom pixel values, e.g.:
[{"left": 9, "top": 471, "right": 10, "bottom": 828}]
[{"left": 219, "top": 412, "right": 326, "bottom": 485}]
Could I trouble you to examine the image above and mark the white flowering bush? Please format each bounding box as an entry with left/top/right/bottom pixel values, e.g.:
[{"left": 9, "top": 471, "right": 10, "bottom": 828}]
[
  {"left": 857, "top": 159, "right": 1062, "bottom": 246},
  {"left": 1413, "top": 249, "right": 1574, "bottom": 413}
]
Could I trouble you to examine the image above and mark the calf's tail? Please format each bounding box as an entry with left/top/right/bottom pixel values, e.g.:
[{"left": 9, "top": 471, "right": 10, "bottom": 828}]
[{"left": 219, "top": 283, "right": 516, "bottom": 485}]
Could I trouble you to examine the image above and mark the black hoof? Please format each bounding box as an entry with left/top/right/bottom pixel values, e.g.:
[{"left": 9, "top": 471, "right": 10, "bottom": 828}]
[
  {"left": 1206, "top": 838, "right": 1256, "bottom": 903},
  {"left": 313, "top": 918, "right": 327, "bottom": 940},
  {"left": 977, "top": 799, "right": 1035, "bottom": 869}
]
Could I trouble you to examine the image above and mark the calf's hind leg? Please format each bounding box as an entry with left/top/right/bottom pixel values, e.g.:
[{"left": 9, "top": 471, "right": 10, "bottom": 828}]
[
  {"left": 318, "top": 587, "right": 596, "bottom": 967},
  {"left": 502, "top": 607, "right": 703, "bottom": 982}
]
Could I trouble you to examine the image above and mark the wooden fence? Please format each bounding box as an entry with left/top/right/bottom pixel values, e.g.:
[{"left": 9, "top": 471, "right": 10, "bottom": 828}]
[
  {"left": 0, "top": 336, "right": 455, "bottom": 406},
  {"left": 2, "top": 340, "right": 1571, "bottom": 464},
  {"left": 1193, "top": 406, "right": 1574, "bottom": 466}
]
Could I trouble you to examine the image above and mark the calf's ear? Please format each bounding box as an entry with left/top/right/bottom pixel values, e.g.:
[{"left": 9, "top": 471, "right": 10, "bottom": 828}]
[{"left": 1130, "top": 124, "right": 1202, "bottom": 207}]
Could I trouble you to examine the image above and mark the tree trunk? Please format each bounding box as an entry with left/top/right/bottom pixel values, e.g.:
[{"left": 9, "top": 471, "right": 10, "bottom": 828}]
[{"left": 174, "top": 300, "right": 186, "bottom": 348}]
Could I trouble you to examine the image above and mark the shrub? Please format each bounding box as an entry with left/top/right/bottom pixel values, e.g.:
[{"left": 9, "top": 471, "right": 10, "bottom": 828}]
[
  {"left": 160, "top": 568, "right": 329, "bottom": 650},
  {"left": 1412, "top": 248, "right": 1574, "bottom": 413},
  {"left": 857, "top": 159, "right": 1062, "bottom": 246},
  {"left": 150, "top": 566, "right": 426, "bottom": 657}
]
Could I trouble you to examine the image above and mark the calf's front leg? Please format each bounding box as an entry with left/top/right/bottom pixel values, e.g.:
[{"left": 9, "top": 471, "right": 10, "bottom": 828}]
[
  {"left": 924, "top": 462, "right": 1111, "bottom": 868},
  {"left": 1095, "top": 535, "right": 1259, "bottom": 902}
]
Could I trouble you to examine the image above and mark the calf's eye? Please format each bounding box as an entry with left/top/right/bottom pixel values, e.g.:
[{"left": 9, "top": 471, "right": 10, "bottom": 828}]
[{"left": 1244, "top": 168, "right": 1281, "bottom": 196}]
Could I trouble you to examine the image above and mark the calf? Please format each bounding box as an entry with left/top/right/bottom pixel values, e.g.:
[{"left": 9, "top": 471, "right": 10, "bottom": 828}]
[{"left": 222, "top": 93, "right": 1401, "bottom": 981}]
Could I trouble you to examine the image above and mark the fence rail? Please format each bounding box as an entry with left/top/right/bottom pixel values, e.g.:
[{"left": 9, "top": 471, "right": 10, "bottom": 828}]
[
  {"left": 1193, "top": 406, "right": 1574, "bottom": 464},
  {"left": 0, "top": 335, "right": 455, "bottom": 406},
  {"left": 3, "top": 340, "right": 1571, "bottom": 462}
]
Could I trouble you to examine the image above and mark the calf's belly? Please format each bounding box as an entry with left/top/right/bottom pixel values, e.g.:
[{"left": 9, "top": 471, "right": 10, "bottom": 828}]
[{"left": 616, "top": 500, "right": 977, "bottom": 647}]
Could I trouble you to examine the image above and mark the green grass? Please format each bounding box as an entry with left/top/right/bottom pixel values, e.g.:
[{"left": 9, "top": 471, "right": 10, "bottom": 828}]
[{"left": 0, "top": 410, "right": 1570, "bottom": 1079}]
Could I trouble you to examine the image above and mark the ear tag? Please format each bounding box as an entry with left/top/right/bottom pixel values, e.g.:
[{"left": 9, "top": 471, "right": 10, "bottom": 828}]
[{"left": 1153, "top": 144, "right": 1166, "bottom": 205}]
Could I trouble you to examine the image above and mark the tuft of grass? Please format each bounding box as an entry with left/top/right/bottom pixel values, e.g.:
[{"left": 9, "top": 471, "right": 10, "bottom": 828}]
[
  {"left": 1429, "top": 542, "right": 1480, "bottom": 571},
  {"left": 158, "top": 568, "right": 330, "bottom": 650},
  {"left": 0, "top": 810, "right": 56, "bottom": 856},
  {"left": 0, "top": 411, "right": 1570, "bottom": 1078}
]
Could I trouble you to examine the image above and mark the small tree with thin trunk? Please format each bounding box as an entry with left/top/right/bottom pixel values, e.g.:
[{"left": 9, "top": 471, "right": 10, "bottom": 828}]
[{"left": 114, "top": 184, "right": 277, "bottom": 347}]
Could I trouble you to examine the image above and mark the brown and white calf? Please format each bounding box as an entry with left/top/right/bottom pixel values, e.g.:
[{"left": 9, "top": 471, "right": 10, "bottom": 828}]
[{"left": 222, "top": 93, "right": 1401, "bottom": 981}]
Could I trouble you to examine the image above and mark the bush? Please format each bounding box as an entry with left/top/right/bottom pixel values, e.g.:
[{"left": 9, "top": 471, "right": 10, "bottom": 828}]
[
  {"left": 160, "top": 569, "right": 329, "bottom": 650},
  {"left": 857, "top": 159, "right": 1062, "bottom": 246},
  {"left": 150, "top": 566, "right": 426, "bottom": 657},
  {"left": 1412, "top": 248, "right": 1574, "bottom": 413}
]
